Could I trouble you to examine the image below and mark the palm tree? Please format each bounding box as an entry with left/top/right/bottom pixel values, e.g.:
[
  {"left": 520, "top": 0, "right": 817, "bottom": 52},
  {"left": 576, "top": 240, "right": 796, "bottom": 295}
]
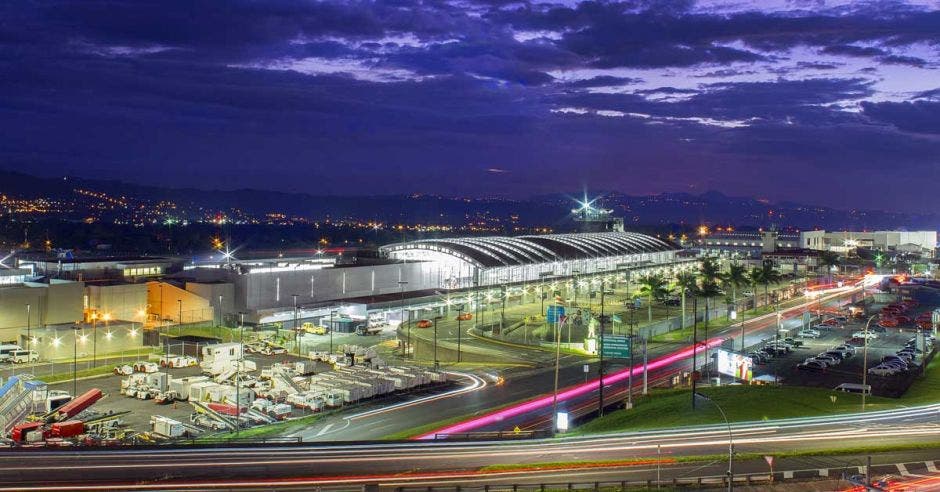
[
  {"left": 675, "top": 271, "right": 698, "bottom": 328},
  {"left": 697, "top": 257, "right": 723, "bottom": 378},
  {"left": 747, "top": 267, "right": 764, "bottom": 310},
  {"left": 760, "top": 261, "right": 783, "bottom": 307},
  {"left": 722, "top": 263, "right": 748, "bottom": 314},
  {"left": 637, "top": 273, "right": 667, "bottom": 323},
  {"left": 819, "top": 251, "right": 840, "bottom": 283}
]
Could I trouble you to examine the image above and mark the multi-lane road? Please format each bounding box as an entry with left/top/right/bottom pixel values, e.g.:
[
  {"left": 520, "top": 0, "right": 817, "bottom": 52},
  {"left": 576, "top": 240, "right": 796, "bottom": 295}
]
[{"left": 2, "top": 404, "right": 939, "bottom": 490}]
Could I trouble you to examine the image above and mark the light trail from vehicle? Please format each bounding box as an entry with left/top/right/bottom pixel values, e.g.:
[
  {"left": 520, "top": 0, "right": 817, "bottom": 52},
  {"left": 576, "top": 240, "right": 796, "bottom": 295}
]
[
  {"left": 415, "top": 285, "right": 864, "bottom": 439},
  {"left": 346, "top": 371, "right": 486, "bottom": 420},
  {"left": 414, "top": 336, "right": 727, "bottom": 439}
]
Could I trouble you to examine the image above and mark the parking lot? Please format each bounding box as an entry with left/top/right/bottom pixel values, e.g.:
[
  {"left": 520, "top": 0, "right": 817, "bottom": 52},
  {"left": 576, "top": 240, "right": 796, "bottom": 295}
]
[{"left": 747, "top": 314, "right": 936, "bottom": 397}]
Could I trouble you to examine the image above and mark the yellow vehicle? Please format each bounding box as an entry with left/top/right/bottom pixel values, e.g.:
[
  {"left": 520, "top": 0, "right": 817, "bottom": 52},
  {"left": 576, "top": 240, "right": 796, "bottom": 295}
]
[
  {"left": 302, "top": 322, "right": 328, "bottom": 335},
  {"left": 523, "top": 315, "right": 545, "bottom": 325}
]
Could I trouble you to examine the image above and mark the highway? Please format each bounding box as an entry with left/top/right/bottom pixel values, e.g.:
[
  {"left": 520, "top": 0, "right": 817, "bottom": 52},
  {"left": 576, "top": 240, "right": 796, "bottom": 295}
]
[{"left": 1, "top": 406, "right": 939, "bottom": 489}]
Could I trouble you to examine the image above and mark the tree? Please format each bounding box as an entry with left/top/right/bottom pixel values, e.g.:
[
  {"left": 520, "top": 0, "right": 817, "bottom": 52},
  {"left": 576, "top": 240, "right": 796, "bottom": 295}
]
[
  {"left": 819, "top": 251, "right": 840, "bottom": 283},
  {"left": 760, "top": 261, "right": 783, "bottom": 306},
  {"left": 697, "top": 257, "right": 723, "bottom": 378},
  {"left": 637, "top": 273, "right": 667, "bottom": 323},
  {"left": 675, "top": 271, "right": 698, "bottom": 328},
  {"left": 722, "top": 263, "right": 748, "bottom": 314},
  {"left": 747, "top": 267, "right": 764, "bottom": 311}
]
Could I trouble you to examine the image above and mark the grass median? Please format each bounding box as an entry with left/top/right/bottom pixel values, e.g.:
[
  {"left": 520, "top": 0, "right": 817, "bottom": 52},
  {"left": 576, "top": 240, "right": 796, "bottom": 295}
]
[{"left": 576, "top": 350, "right": 940, "bottom": 434}]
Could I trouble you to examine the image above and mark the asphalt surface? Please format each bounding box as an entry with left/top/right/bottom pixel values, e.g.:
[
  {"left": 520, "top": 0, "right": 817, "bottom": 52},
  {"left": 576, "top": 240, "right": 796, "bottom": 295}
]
[{"left": 1, "top": 413, "right": 939, "bottom": 489}]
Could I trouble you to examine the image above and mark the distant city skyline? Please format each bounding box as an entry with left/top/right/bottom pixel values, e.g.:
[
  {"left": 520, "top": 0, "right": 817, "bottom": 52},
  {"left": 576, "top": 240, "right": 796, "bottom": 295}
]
[{"left": 1, "top": 1, "right": 939, "bottom": 212}]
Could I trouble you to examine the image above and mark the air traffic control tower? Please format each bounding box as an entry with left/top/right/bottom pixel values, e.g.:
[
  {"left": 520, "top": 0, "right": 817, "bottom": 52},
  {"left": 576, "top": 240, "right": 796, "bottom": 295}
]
[{"left": 572, "top": 198, "right": 624, "bottom": 233}]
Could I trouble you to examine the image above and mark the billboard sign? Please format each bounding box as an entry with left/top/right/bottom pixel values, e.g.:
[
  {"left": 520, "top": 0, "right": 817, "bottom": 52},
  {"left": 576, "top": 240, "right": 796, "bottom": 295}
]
[
  {"left": 716, "top": 349, "right": 754, "bottom": 381},
  {"left": 602, "top": 335, "right": 631, "bottom": 358}
]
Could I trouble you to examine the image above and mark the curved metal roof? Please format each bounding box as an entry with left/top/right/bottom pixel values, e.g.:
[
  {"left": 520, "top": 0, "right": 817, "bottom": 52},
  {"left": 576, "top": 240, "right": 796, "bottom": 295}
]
[{"left": 382, "top": 232, "right": 679, "bottom": 268}]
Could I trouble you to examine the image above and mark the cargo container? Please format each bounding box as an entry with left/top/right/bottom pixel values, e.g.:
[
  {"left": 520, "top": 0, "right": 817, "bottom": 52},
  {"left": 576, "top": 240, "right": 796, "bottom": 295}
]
[
  {"left": 49, "top": 420, "right": 84, "bottom": 438},
  {"left": 151, "top": 415, "right": 184, "bottom": 438},
  {"left": 10, "top": 422, "right": 43, "bottom": 443},
  {"left": 188, "top": 382, "right": 219, "bottom": 402},
  {"left": 169, "top": 376, "right": 210, "bottom": 400}
]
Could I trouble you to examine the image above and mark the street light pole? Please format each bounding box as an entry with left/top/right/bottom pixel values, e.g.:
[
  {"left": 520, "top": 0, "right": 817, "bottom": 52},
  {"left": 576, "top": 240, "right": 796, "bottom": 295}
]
[
  {"left": 551, "top": 315, "right": 562, "bottom": 436},
  {"left": 862, "top": 314, "right": 878, "bottom": 411},
  {"left": 432, "top": 316, "right": 441, "bottom": 370},
  {"left": 456, "top": 305, "right": 463, "bottom": 363},
  {"left": 695, "top": 392, "right": 734, "bottom": 491},
  {"left": 25, "top": 304, "right": 32, "bottom": 374},
  {"left": 329, "top": 310, "right": 336, "bottom": 354},
  {"left": 72, "top": 326, "right": 78, "bottom": 396},
  {"left": 292, "top": 294, "right": 299, "bottom": 356},
  {"left": 236, "top": 312, "right": 245, "bottom": 437},
  {"left": 398, "top": 280, "right": 408, "bottom": 356}
]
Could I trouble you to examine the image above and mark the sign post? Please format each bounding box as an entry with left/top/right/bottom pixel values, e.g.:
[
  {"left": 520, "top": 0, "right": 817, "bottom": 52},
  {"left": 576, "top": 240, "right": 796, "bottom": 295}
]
[{"left": 601, "top": 335, "right": 631, "bottom": 358}]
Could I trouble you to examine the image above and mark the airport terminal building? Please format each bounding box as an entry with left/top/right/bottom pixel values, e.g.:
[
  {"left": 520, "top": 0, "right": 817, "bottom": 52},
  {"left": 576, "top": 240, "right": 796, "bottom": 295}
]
[{"left": 381, "top": 232, "right": 683, "bottom": 289}]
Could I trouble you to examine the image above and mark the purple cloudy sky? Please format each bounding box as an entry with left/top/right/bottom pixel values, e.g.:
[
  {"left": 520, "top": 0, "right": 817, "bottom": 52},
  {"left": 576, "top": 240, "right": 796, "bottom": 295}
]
[{"left": 1, "top": 0, "right": 939, "bottom": 211}]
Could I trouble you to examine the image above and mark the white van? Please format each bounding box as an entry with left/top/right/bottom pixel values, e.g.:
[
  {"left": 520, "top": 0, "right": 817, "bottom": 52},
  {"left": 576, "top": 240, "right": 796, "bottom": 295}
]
[
  {"left": 10, "top": 350, "right": 39, "bottom": 364},
  {"left": 0, "top": 344, "right": 23, "bottom": 363}
]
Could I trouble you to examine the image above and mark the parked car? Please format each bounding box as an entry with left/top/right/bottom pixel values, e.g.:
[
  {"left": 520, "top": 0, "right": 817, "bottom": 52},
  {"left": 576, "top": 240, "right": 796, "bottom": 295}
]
[
  {"left": 815, "top": 354, "right": 840, "bottom": 366},
  {"left": 798, "top": 329, "right": 821, "bottom": 339},
  {"left": 868, "top": 365, "right": 900, "bottom": 376},
  {"left": 783, "top": 337, "right": 804, "bottom": 347},
  {"left": 851, "top": 331, "right": 878, "bottom": 340},
  {"left": 824, "top": 350, "right": 847, "bottom": 361},
  {"left": 833, "top": 345, "right": 857, "bottom": 355},
  {"left": 797, "top": 361, "right": 827, "bottom": 372}
]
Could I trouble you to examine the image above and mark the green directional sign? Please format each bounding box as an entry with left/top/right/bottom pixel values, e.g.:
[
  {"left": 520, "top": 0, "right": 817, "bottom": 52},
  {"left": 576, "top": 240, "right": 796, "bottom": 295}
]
[{"left": 602, "top": 335, "right": 631, "bottom": 358}]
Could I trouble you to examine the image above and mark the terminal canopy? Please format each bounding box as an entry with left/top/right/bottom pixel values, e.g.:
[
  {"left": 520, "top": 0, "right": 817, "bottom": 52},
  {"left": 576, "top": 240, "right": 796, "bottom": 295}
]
[{"left": 381, "top": 232, "right": 679, "bottom": 269}]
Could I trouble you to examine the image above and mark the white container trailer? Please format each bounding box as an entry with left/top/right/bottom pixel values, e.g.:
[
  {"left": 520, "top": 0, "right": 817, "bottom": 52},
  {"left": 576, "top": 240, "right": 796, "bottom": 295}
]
[
  {"left": 151, "top": 415, "right": 185, "bottom": 438},
  {"left": 188, "top": 381, "right": 220, "bottom": 402},
  {"left": 146, "top": 372, "right": 169, "bottom": 390},
  {"left": 169, "top": 376, "right": 210, "bottom": 400}
]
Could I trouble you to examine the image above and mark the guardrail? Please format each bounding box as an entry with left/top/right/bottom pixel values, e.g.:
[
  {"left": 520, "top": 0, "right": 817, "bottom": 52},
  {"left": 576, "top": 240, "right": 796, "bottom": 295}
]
[
  {"left": 433, "top": 430, "right": 550, "bottom": 441},
  {"left": 393, "top": 473, "right": 776, "bottom": 491}
]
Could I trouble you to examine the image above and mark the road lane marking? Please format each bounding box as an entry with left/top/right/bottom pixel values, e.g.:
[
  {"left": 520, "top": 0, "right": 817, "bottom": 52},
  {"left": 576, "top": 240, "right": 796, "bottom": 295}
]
[
  {"left": 927, "top": 461, "right": 939, "bottom": 473},
  {"left": 316, "top": 424, "right": 334, "bottom": 437},
  {"left": 897, "top": 463, "right": 912, "bottom": 476}
]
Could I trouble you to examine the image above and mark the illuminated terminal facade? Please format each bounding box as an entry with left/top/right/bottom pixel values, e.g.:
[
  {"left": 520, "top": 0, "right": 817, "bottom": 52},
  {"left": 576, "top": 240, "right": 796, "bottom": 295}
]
[{"left": 381, "top": 232, "right": 685, "bottom": 289}]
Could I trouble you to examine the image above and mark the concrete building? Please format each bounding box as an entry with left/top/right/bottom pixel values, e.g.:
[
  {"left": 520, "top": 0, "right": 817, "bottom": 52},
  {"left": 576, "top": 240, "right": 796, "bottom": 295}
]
[
  {"left": 801, "top": 230, "right": 937, "bottom": 256},
  {"left": 701, "top": 231, "right": 799, "bottom": 258},
  {"left": 0, "top": 279, "right": 84, "bottom": 345},
  {"left": 18, "top": 255, "right": 180, "bottom": 282}
]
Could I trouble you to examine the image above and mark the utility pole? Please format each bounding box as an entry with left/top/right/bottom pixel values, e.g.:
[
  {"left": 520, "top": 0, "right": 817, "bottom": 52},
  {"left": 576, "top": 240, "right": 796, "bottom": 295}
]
[
  {"left": 456, "top": 305, "right": 464, "bottom": 363},
  {"left": 691, "top": 297, "right": 698, "bottom": 410},
  {"left": 25, "top": 304, "right": 31, "bottom": 374},
  {"left": 598, "top": 280, "right": 606, "bottom": 417},
  {"left": 642, "top": 336, "right": 648, "bottom": 395},
  {"left": 432, "top": 316, "right": 441, "bottom": 370},
  {"left": 398, "top": 280, "right": 408, "bottom": 356},
  {"left": 292, "top": 294, "right": 299, "bottom": 356},
  {"left": 551, "top": 315, "right": 562, "bottom": 436}
]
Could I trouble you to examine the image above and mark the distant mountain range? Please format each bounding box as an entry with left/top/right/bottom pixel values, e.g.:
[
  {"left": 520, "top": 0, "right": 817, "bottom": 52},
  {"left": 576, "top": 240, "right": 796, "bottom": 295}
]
[{"left": 1, "top": 170, "right": 937, "bottom": 231}]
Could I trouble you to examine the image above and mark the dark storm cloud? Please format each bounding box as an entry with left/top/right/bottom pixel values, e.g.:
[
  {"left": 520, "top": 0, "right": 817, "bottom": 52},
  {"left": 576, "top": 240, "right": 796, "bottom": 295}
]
[
  {"left": 879, "top": 54, "right": 928, "bottom": 66},
  {"left": 821, "top": 45, "right": 887, "bottom": 57},
  {"left": 564, "top": 76, "right": 643, "bottom": 87},
  {"left": 862, "top": 100, "right": 940, "bottom": 135},
  {"left": 1, "top": 0, "right": 940, "bottom": 212}
]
